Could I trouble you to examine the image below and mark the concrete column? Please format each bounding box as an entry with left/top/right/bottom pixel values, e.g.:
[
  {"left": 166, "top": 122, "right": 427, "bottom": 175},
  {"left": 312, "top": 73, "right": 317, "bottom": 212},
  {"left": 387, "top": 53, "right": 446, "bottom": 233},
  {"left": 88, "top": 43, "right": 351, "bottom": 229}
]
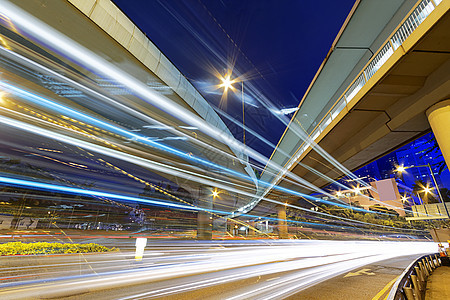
[
  {"left": 248, "top": 221, "right": 256, "bottom": 237},
  {"left": 427, "top": 100, "right": 450, "bottom": 170},
  {"left": 196, "top": 189, "right": 212, "bottom": 240},
  {"left": 277, "top": 204, "right": 288, "bottom": 239},
  {"left": 213, "top": 217, "right": 227, "bottom": 238}
]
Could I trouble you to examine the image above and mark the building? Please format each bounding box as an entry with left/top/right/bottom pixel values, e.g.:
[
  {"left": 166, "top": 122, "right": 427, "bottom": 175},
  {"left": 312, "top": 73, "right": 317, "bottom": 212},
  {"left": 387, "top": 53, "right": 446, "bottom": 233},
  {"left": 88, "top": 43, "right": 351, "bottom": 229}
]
[{"left": 335, "top": 178, "right": 406, "bottom": 217}]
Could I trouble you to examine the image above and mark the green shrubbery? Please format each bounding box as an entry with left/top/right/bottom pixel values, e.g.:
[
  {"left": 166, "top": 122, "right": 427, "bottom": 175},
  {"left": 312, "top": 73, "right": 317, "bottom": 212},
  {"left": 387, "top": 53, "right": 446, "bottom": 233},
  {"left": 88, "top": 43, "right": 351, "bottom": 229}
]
[{"left": 0, "top": 242, "right": 116, "bottom": 255}]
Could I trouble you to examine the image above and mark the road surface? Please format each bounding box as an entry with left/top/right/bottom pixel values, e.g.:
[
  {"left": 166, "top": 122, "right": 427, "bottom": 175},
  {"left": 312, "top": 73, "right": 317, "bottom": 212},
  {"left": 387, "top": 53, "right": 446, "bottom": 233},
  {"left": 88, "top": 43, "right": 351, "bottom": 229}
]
[{"left": 0, "top": 239, "right": 436, "bottom": 299}]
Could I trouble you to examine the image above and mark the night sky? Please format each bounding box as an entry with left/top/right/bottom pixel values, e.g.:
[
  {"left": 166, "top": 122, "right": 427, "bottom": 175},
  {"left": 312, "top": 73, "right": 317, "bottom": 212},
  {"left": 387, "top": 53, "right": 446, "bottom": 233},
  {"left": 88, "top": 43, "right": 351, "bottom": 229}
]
[{"left": 112, "top": 0, "right": 355, "bottom": 158}]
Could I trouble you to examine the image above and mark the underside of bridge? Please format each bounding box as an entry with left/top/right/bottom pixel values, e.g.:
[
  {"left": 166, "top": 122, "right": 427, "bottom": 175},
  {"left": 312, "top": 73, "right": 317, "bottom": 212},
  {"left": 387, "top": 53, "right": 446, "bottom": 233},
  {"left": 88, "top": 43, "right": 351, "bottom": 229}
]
[{"left": 272, "top": 5, "right": 450, "bottom": 197}]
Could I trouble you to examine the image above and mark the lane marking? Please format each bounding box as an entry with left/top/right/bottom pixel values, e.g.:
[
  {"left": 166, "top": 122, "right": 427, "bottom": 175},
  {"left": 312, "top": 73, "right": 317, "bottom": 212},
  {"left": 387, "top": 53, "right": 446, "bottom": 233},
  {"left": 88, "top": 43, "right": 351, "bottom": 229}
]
[
  {"left": 344, "top": 268, "right": 375, "bottom": 277},
  {"left": 371, "top": 276, "right": 399, "bottom": 300}
]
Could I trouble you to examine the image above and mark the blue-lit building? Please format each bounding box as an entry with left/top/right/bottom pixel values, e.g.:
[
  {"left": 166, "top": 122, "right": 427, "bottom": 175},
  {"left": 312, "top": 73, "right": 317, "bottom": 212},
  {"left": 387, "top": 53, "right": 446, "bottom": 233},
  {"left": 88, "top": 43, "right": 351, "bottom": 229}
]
[{"left": 352, "top": 132, "right": 450, "bottom": 204}]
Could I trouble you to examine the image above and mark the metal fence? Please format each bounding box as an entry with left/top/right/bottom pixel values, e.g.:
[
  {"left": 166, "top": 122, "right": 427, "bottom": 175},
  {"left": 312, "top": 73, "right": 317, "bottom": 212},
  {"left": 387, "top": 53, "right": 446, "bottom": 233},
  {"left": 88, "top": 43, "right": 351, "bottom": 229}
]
[{"left": 387, "top": 253, "right": 441, "bottom": 300}]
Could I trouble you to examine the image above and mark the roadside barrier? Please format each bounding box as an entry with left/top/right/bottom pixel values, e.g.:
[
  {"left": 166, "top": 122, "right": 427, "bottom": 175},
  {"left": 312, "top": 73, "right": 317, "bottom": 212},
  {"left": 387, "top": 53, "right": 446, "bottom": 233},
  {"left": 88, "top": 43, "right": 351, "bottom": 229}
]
[{"left": 387, "top": 253, "right": 441, "bottom": 300}]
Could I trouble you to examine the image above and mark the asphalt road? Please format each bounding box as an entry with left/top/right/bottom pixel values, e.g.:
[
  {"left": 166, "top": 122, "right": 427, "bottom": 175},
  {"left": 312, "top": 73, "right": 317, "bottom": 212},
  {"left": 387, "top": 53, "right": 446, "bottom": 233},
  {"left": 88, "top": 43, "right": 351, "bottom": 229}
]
[
  {"left": 0, "top": 239, "right": 436, "bottom": 299},
  {"left": 288, "top": 254, "right": 420, "bottom": 300},
  {"left": 78, "top": 254, "right": 421, "bottom": 300}
]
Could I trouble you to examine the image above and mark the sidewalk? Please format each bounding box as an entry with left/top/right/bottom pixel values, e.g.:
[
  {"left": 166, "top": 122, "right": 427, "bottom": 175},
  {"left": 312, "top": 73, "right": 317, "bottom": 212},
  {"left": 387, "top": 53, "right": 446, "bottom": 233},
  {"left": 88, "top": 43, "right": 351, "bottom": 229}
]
[{"left": 426, "top": 266, "right": 450, "bottom": 299}]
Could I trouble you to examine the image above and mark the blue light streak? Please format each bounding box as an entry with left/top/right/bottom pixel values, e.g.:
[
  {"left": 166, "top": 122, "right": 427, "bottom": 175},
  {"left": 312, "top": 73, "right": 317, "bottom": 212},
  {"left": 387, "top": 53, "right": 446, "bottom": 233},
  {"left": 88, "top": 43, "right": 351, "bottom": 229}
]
[
  {"left": 0, "top": 81, "right": 368, "bottom": 212},
  {"left": 0, "top": 175, "right": 197, "bottom": 211},
  {"left": 0, "top": 175, "right": 423, "bottom": 232}
]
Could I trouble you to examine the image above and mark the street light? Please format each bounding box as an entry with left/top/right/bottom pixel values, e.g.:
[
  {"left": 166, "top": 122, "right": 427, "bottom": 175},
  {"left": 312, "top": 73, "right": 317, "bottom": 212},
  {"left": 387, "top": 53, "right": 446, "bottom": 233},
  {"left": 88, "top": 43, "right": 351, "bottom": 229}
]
[
  {"left": 211, "top": 188, "right": 220, "bottom": 199},
  {"left": 396, "top": 164, "right": 444, "bottom": 203},
  {"left": 218, "top": 74, "right": 236, "bottom": 92},
  {"left": 401, "top": 195, "right": 408, "bottom": 203},
  {"left": 396, "top": 164, "right": 449, "bottom": 217},
  {"left": 396, "top": 166, "right": 406, "bottom": 173},
  {"left": 219, "top": 71, "right": 246, "bottom": 145}
]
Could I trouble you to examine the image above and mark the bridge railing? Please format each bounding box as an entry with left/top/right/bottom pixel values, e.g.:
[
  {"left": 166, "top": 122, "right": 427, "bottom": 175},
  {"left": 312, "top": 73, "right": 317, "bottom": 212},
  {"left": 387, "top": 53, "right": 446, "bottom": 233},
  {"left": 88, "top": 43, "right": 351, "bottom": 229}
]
[
  {"left": 391, "top": 0, "right": 436, "bottom": 49},
  {"left": 284, "top": 0, "right": 442, "bottom": 170},
  {"left": 387, "top": 253, "right": 441, "bottom": 300}
]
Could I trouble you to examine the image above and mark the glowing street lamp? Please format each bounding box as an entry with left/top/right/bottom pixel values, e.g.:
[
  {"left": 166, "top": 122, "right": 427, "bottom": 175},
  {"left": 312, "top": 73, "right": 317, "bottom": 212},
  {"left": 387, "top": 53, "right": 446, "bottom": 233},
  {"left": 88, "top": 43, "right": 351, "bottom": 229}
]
[
  {"left": 395, "top": 164, "right": 444, "bottom": 203},
  {"left": 396, "top": 166, "right": 405, "bottom": 173},
  {"left": 212, "top": 189, "right": 220, "bottom": 199},
  {"left": 219, "top": 71, "right": 246, "bottom": 145},
  {"left": 422, "top": 186, "right": 432, "bottom": 195},
  {"left": 396, "top": 163, "right": 449, "bottom": 217},
  {"left": 218, "top": 74, "right": 236, "bottom": 92}
]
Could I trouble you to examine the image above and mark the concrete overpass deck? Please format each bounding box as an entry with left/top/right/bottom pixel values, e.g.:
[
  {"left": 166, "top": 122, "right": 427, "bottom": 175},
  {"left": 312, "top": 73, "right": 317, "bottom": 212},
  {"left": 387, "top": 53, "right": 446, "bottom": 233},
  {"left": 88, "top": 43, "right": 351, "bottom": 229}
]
[
  {"left": 278, "top": 0, "right": 449, "bottom": 193},
  {"left": 257, "top": 0, "right": 450, "bottom": 209},
  {"left": 0, "top": 0, "right": 259, "bottom": 216}
]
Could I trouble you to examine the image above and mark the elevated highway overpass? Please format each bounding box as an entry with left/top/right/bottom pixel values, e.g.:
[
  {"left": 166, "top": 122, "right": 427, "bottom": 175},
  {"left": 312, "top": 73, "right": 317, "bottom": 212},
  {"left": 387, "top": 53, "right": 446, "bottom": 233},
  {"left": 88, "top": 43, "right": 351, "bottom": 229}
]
[
  {"left": 0, "top": 0, "right": 448, "bottom": 238},
  {"left": 248, "top": 0, "right": 450, "bottom": 216},
  {"left": 0, "top": 0, "right": 260, "bottom": 238}
]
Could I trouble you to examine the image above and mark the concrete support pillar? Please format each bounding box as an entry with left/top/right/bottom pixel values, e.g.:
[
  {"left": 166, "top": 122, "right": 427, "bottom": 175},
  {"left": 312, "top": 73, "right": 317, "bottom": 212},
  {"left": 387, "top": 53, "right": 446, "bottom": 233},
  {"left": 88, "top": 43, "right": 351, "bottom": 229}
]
[
  {"left": 197, "top": 189, "right": 212, "bottom": 240},
  {"left": 427, "top": 100, "right": 450, "bottom": 170},
  {"left": 277, "top": 204, "right": 288, "bottom": 239},
  {"left": 213, "top": 217, "right": 227, "bottom": 238},
  {"left": 248, "top": 221, "right": 256, "bottom": 237}
]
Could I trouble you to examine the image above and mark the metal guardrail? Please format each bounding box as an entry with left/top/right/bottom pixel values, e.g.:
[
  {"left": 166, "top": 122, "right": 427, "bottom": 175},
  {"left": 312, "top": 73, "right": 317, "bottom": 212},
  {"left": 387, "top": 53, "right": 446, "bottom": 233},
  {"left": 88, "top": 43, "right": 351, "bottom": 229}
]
[
  {"left": 409, "top": 203, "right": 450, "bottom": 220},
  {"left": 387, "top": 253, "right": 441, "bottom": 300},
  {"left": 284, "top": 0, "right": 442, "bottom": 170},
  {"left": 391, "top": 0, "right": 436, "bottom": 49}
]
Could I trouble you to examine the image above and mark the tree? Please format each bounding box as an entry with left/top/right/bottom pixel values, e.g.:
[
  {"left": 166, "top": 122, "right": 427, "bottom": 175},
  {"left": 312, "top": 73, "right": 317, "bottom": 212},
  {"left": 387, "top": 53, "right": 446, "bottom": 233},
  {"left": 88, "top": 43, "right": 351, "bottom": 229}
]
[
  {"left": 438, "top": 188, "right": 450, "bottom": 203},
  {"left": 415, "top": 133, "right": 447, "bottom": 175}
]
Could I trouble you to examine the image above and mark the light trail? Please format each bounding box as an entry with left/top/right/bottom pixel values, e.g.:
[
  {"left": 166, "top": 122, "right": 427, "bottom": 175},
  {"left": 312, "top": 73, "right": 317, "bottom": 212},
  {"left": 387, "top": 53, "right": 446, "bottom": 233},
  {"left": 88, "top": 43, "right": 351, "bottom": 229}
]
[
  {"left": 0, "top": 116, "right": 417, "bottom": 231},
  {"left": 214, "top": 102, "right": 353, "bottom": 197},
  {"left": 0, "top": 240, "right": 436, "bottom": 299},
  {"left": 0, "top": 78, "right": 345, "bottom": 208},
  {"left": 0, "top": 104, "right": 383, "bottom": 218},
  {"left": 1, "top": 78, "right": 360, "bottom": 211},
  {"left": 0, "top": 1, "right": 423, "bottom": 232},
  {"left": 0, "top": 109, "right": 425, "bottom": 229},
  {"left": 0, "top": 2, "right": 261, "bottom": 164},
  {"left": 0, "top": 79, "right": 258, "bottom": 185},
  {"left": 0, "top": 173, "right": 413, "bottom": 233},
  {"left": 0, "top": 2, "right": 366, "bottom": 213},
  {"left": 0, "top": 175, "right": 199, "bottom": 211},
  {"left": 0, "top": 111, "right": 260, "bottom": 196}
]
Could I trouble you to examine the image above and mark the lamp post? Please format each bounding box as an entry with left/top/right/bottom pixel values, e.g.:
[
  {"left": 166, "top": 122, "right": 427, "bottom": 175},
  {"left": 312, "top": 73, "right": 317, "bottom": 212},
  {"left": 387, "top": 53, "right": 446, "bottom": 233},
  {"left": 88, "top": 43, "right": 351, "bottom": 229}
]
[
  {"left": 241, "top": 81, "right": 245, "bottom": 145},
  {"left": 219, "top": 72, "right": 245, "bottom": 145},
  {"left": 396, "top": 164, "right": 449, "bottom": 218}
]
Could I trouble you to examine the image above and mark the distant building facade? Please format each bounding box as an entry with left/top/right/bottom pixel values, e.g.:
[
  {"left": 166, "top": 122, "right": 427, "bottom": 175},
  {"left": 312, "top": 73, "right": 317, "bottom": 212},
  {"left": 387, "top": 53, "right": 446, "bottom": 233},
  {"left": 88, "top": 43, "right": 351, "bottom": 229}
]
[{"left": 336, "top": 178, "right": 406, "bottom": 217}]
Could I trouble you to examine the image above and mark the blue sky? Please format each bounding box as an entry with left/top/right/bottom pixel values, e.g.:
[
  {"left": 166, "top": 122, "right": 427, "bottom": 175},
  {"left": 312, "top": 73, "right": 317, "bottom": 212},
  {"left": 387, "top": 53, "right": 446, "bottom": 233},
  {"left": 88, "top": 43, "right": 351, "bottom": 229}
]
[{"left": 113, "top": 0, "right": 355, "bottom": 157}]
